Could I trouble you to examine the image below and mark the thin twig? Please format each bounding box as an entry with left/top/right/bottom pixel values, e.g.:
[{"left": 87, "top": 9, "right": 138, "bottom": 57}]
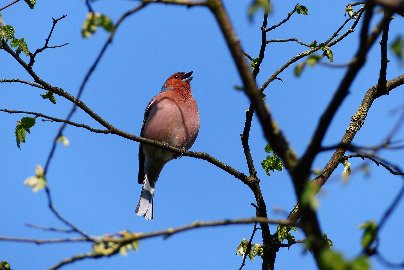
[
  {"left": 320, "top": 140, "right": 404, "bottom": 153},
  {"left": 265, "top": 4, "right": 298, "bottom": 32},
  {"left": 143, "top": 0, "right": 208, "bottom": 6},
  {"left": 239, "top": 222, "right": 258, "bottom": 270},
  {"left": 0, "top": 79, "right": 45, "bottom": 89},
  {"left": 29, "top": 15, "right": 68, "bottom": 67},
  {"left": 240, "top": 10, "right": 270, "bottom": 179},
  {"left": 0, "top": 0, "right": 20, "bottom": 12},
  {"left": 345, "top": 154, "right": 403, "bottom": 175},
  {"left": 0, "top": 108, "right": 251, "bottom": 184},
  {"left": 266, "top": 38, "right": 310, "bottom": 47},
  {"left": 375, "top": 14, "right": 391, "bottom": 97},
  {"left": 0, "top": 236, "right": 91, "bottom": 244},
  {"left": 25, "top": 223, "right": 75, "bottom": 234},
  {"left": 260, "top": 7, "right": 365, "bottom": 92}
]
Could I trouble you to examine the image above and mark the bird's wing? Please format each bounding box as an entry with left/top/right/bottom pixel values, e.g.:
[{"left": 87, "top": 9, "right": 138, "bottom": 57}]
[{"left": 138, "top": 97, "right": 156, "bottom": 184}]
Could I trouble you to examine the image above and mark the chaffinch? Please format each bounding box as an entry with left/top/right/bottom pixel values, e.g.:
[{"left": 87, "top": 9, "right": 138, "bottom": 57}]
[{"left": 135, "top": 71, "right": 200, "bottom": 220}]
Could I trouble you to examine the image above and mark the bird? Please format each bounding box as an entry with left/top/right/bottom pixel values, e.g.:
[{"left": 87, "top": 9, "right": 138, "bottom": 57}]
[{"left": 135, "top": 71, "right": 200, "bottom": 220}]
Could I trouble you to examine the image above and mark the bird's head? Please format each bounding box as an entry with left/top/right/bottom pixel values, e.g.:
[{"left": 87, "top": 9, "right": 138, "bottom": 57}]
[{"left": 162, "top": 71, "right": 193, "bottom": 92}]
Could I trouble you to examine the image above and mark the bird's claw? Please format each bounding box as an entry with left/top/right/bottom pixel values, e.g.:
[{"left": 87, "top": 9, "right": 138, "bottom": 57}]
[
  {"left": 161, "top": 142, "right": 170, "bottom": 153},
  {"left": 179, "top": 147, "right": 187, "bottom": 157}
]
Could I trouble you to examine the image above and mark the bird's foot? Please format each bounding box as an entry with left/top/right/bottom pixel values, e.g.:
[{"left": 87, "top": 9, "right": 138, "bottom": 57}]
[
  {"left": 178, "top": 147, "right": 187, "bottom": 158},
  {"left": 161, "top": 142, "right": 170, "bottom": 153}
]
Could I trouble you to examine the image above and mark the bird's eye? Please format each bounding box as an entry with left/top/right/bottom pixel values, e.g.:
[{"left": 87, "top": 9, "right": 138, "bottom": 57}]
[{"left": 174, "top": 75, "right": 179, "bottom": 79}]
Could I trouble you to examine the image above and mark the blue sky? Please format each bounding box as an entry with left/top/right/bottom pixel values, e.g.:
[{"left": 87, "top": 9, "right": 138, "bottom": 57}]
[{"left": 1, "top": 1, "right": 403, "bottom": 269}]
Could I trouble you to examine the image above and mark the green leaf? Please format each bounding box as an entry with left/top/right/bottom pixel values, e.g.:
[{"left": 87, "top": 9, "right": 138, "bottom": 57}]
[
  {"left": 82, "top": 13, "right": 114, "bottom": 38},
  {"left": 41, "top": 91, "right": 57, "bottom": 104},
  {"left": 235, "top": 238, "right": 263, "bottom": 261},
  {"left": 319, "top": 250, "right": 347, "bottom": 270},
  {"left": 93, "top": 241, "right": 118, "bottom": 256},
  {"left": 301, "top": 181, "right": 319, "bottom": 210},
  {"left": 236, "top": 238, "right": 248, "bottom": 256},
  {"left": 348, "top": 256, "right": 370, "bottom": 270},
  {"left": 250, "top": 243, "right": 263, "bottom": 260},
  {"left": 320, "top": 250, "right": 370, "bottom": 270},
  {"left": 261, "top": 144, "right": 283, "bottom": 176},
  {"left": 250, "top": 57, "right": 260, "bottom": 69},
  {"left": 0, "top": 261, "right": 11, "bottom": 270},
  {"left": 359, "top": 220, "right": 378, "bottom": 249},
  {"left": 15, "top": 117, "right": 36, "bottom": 148},
  {"left": 1, "top": 25, "right": 30, "bottom": 55},
  {"left": 322, "top": 233, "right": 333, "bottom": 248},
  {"left": 277, "top": 225, "right": 296, "bottom": 246},
  {"left": 309, "top": 40, "right": 318, "bottom": 48},
  {"left": 0, "top": 25, "right": 14, "bottom": 40},
  {"left": 296, "top": 5, "right": 309, "bottom": 15},
  {"left": 10, "top": 38, "right": 30, "bottom": 55},
  {"left": 390, "top": 35, "right": 403, "bottom": 62},
  {"left": 248, "top": 0, "right": 271, "bottom": 21},
  {"left": 24, "top": 0, "right": 36, "bottom": 9},
  {"left": 18, "top": 38, "right": 29, "bottom": 55},
  {"left": 322, "top": 46, "right": 334, "bottom": 62},
  {"left": 345, "top": 4, "right": 356, "bottom": 18},
  {"left": 294, "top": 62, "right": 306, "bottom": 77},
  {"left": 307, "top": 54, "right": 322, "bottom": 66}
]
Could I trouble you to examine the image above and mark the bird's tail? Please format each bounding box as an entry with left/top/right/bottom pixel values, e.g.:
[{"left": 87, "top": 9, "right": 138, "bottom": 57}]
[{"left": 135, "top": 175, "right": 155, "bottom": 220}]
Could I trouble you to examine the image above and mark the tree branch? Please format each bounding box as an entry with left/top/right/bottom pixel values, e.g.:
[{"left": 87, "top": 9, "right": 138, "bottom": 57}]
[
  {"left": 240, "top": 10, "right": 270, "bottom": 179},
  {"left": 143, "top": 0, "right": 208, "bottom": 6},
  {"left": 298, "top": 4, "right": 391, "bottom": 182},
  {"left": 345, "top": 153, "right": 404, "bottom": 175},
  {"left": 265, "top": 4, "right": 298, "bottom": 32},
  {"left": 260, "top": 7, "right": 365, "bottom": 92},
  {"left": 28, "top": 15, "right": 68, "bottom": 67},
  {"left": 266, "top": 38, "right": 310, "bottom": 47},
  {"left": 0, "top": 108, "right": 251, "bottom": 184},
  {"left": 0, "top": 217, "right": 297, "bottom": 270},
  {"left": 287, "top": 74, "right": 404, "bottom": 223},
  {"left": 375, "top": 15, "right": 391, "bottom": 97},
  {"left": 0, "top": 0, "right": 20, "bottom": 12},
  {"left": 239, "top": 221, "right": 258, "bottom": 270},
  {"left": 0, "top": 79, "right": 45, "bottom": 89},
  {"left": 0, "top": 236, "right": 91, "bottom": 245}
]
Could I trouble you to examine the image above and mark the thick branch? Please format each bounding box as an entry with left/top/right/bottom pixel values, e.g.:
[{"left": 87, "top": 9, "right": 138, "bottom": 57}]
[
  {"left": 287, "top": 74, "right": 404, "bottom": 223},
  {"left": 209, "top": 1, "right": 296, "bottom": 172},
  {"left": 297, "top": 5, "right": 392, "bottom": 183}
]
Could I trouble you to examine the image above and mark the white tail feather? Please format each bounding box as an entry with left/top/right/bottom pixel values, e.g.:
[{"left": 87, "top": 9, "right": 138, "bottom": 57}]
[{"left": 135, "top": 175, "right": 155, "bottom": 220}]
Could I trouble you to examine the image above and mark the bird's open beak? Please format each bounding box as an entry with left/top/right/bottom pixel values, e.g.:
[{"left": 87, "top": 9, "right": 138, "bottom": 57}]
[{"left": 182, "top": 71, "right": 193, "bottom": 82}]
